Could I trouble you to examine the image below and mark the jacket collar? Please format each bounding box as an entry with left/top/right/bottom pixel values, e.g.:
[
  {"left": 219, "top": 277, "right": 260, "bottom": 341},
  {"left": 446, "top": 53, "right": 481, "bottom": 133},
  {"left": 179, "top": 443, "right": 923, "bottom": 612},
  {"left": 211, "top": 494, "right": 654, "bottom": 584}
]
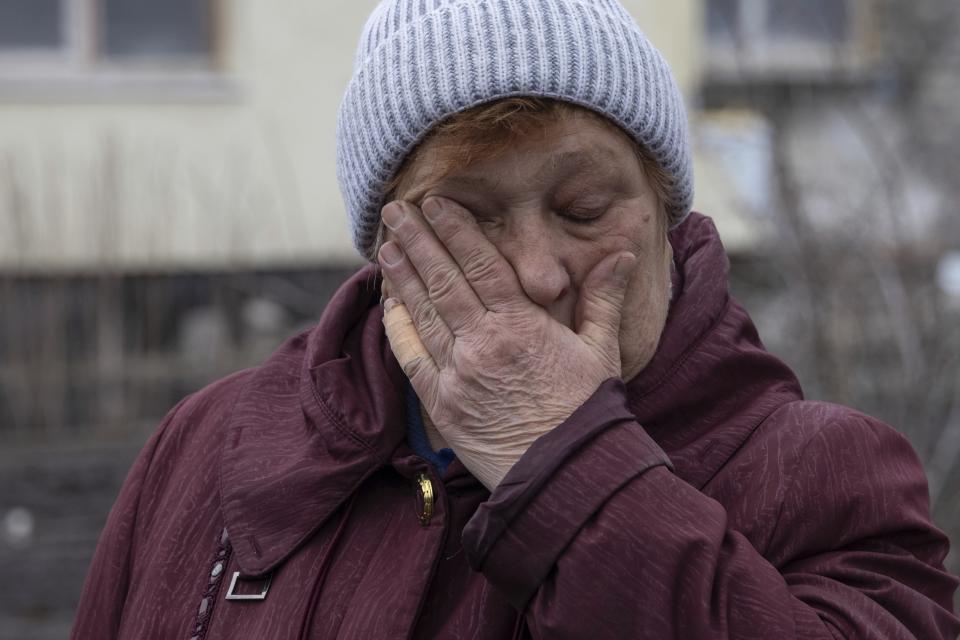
[
  {"left": 627, "top": 214, "right": 802, "bottom": 488},
  {"left": 220, "top": 265, "right": 406, "bottom": 576},
  {"left": 220, "top": 213, "right": 803, "bottom": 576}
]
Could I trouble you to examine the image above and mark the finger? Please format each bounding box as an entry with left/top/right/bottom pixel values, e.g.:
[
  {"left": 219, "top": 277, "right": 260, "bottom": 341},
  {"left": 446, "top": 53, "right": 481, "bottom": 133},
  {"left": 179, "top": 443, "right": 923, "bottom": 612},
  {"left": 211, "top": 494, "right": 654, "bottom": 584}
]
[
  {"left": 381, "top": 274, "right": 394, "bottom": 301},
  {"left": 379, "top": 241, "right": 454, "bottom": 368},
  {"left": 421, "top": 197, "right": 526, "bottom": 313},
  {"left": 382, "top": 201, "right": 486, "bottom": 334},
  {"left": 383, "top": 298, "right": 440, "bottom": 385},
  {"left": 575, "top": 252, "right": 636, "bottom": 371}
]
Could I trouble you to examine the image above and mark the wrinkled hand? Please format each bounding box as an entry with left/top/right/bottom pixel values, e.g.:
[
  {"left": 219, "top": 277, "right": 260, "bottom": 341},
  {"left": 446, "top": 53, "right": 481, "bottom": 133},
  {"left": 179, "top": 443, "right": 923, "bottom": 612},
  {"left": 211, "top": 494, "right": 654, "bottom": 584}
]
[{"left": 378, "top": 197, "right": 636, "bottom": 490}]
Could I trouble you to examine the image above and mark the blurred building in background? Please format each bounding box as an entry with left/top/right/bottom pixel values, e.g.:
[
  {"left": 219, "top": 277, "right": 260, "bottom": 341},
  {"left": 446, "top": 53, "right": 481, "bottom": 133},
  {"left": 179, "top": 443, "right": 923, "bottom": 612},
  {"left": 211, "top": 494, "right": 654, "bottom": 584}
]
[{"left": 0, "top": 1, "right": 958, "bottom": 637}]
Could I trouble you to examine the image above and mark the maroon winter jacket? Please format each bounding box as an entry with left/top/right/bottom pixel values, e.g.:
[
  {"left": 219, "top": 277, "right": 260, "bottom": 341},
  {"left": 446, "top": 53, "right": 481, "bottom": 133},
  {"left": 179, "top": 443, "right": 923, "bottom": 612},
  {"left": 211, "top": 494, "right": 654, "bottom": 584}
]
[{"left": 72, "top": 214, "right": 958, "bottom": 639}]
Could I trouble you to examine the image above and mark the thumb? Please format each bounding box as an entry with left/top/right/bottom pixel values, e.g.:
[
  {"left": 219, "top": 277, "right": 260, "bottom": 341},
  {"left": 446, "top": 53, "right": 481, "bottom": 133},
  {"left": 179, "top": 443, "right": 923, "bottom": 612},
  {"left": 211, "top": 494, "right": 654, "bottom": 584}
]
[{"left": 576, "top": 251, "right": 636, "bottom": 370}]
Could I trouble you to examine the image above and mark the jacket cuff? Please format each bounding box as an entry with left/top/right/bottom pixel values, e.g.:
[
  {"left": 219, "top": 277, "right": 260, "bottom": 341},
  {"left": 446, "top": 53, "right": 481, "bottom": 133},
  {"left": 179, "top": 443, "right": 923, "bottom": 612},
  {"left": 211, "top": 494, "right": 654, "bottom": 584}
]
[{"left": 461, "top": 378, "right": 672, "bottom": 609}]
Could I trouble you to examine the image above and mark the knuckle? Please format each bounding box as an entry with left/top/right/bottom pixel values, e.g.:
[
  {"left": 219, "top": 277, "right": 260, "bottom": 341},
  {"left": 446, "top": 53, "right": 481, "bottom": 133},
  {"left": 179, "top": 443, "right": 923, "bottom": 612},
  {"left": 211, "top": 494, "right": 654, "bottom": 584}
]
[
  {"left": 462, "top": 249, "right": 502, "bottom": 283},
  {"left": 412, "top": 300, "right": 440, "bottom": 333},
  {"left": 396, "top": 224, "right": 428, "bottom": 254},
  {"left": 459, "top": 308, "right": 486, "bottom": 334},
  {"left": 442, "top": 217, "right": 474, "bottom": 245},
  {"left": 588, "top": 286, "right": 622, "bottom": 310},
  {"left": 425, "top": 265, "right": 461, "bottom": 302},
  {"left": 387, "top": 269, "right": 415, "bottom": 293},
  {"left": 469, "top": 331, "right": 527, "bottom": 366}
]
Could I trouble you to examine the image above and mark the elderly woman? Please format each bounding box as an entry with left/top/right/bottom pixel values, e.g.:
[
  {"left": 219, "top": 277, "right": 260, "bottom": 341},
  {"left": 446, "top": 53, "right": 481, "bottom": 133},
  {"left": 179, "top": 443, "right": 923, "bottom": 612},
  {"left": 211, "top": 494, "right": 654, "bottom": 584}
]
[{"left": 73, "top": 1, "right": 958, "bottom": 638}]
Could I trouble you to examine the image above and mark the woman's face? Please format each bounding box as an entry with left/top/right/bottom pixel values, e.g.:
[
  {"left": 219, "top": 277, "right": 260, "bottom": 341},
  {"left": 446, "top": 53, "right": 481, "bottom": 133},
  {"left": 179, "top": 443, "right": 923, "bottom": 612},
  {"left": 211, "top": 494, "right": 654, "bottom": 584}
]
[{"left": 389, "top": 113, "right": 673, "bottom": 381}]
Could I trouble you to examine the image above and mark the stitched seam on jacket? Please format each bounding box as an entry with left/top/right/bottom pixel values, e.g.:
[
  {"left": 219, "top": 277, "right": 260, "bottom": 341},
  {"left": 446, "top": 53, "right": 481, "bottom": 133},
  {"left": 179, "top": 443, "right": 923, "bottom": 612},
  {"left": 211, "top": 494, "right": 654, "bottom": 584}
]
[
  {"left": 256, "top": 464, "right": 385, "bottom": 578},
  {"left": 636, "top": 295, "right": 733, "bottom": 401},
  {"left": 695, "top": 386, "right": 802, "bottom": 492},
  {"left": 216, "top": 368, "right": 266, "bottom": 564},
  {"left": 518, "top": 461, "right": 653, "bottom": 611},
  {"left": 762, "top": 407, "right": 852, "bottom": 559},
  {"left": 311, "top": 381, "right": 378, "bottom": 452},
  {"left": 476, "top": 407, "right": 646, "bottom": 563},
  {"left": 481, "top": 419, "right": 666, "bottom": 570}
]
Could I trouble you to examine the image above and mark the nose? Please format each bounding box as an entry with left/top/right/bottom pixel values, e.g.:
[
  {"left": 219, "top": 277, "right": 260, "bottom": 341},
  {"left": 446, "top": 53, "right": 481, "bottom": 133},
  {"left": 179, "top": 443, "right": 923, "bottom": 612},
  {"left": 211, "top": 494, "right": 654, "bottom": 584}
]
[{"left": 496, "top": 214, "right": 571, "bottom": 309}]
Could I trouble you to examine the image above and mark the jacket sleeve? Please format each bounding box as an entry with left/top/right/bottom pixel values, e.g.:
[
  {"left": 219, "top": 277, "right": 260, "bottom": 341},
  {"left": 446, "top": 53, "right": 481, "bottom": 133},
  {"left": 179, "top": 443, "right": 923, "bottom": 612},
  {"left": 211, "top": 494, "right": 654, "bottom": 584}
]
[
  {"left": 70, "top": 396, "right": 192, "bottom": 640},
  {"left": 462, "top": 380, "right": 960, "bottom": 639}
]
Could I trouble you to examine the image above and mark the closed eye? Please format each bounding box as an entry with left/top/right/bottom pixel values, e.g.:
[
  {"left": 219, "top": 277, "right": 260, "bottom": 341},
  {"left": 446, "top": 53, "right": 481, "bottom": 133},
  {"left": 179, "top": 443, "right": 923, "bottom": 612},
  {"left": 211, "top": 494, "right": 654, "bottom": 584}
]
[
  {"left": 558, "top": 206, "right": 606, "bottom": 224},
  {"left": 472, "top": 215, "right": 503, "bottom": 232}
]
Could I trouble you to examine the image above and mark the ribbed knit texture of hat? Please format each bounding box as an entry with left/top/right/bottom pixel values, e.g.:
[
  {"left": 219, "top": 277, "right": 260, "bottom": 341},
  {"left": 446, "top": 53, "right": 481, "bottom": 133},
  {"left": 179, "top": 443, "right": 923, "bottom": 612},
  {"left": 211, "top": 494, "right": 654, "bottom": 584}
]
[{"left": 336, "top": 0, "right": 693, "bottom": 259}]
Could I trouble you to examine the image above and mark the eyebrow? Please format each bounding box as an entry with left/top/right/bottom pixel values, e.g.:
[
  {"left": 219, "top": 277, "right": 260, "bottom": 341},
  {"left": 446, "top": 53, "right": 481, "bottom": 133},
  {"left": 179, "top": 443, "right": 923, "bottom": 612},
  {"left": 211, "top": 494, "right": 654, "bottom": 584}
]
[
  {"left": 407, "top": 147, "right": 624, "bottom": 203},
  {"left": 435, "top": 174, "right": 502, "bottom": 191},
  {"left": 535, "top": 148, "right": 621, "bottom": 184}
]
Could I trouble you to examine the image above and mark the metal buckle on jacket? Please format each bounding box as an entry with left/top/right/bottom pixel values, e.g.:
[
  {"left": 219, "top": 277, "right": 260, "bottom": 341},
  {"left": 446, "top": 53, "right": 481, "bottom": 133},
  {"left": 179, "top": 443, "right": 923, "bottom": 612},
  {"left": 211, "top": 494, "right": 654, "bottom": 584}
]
[{"left": 225, "top": 571, "right": 272, "bottom": 601}]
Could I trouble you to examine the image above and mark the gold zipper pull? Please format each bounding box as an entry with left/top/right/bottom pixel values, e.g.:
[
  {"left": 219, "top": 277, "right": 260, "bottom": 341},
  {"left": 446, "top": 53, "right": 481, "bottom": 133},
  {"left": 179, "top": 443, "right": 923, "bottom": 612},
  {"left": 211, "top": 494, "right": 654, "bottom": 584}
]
[{"left": 416, "top": 472, "right": 434, "bottom": 526}]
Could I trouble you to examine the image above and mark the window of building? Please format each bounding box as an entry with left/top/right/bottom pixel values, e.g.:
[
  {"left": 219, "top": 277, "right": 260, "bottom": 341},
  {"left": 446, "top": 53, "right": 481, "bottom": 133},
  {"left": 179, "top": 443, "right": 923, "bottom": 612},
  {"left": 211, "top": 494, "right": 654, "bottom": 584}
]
[
  {"left": 102, "top": 0, "right": 212, "bottom": 61},
  {"left": 706, "top": 0, "right": 873, "bottom": 80},
  {"left": 764, "top": 0, "right": 850, "bottom": 43},
  {"left": 0, "top": 0, "right": 226, "bottom": 100},
  {"left": 707, "top": 0, "right": 741, "bottom": 44},
  {"left": 0, "top": 0, "right": 64, "bottom": 51}
]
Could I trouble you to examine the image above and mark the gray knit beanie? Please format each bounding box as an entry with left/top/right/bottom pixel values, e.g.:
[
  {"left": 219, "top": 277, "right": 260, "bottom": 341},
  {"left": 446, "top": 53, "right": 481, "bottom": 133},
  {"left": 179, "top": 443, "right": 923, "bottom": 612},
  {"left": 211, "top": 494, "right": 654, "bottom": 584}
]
[{"left": 336, "top": 0, "right": 693, "bottom": 259}]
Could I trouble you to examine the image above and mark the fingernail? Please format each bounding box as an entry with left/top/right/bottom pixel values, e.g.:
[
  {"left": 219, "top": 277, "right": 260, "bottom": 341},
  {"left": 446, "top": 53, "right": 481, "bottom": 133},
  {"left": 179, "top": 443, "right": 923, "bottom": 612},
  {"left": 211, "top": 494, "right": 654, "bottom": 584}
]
[
  {"left": 383, "top": 297, "right": 399, "bottom": 313},
  {"left": 379, "top": 242, "right": 404, "bottom": 266},
  {"left": 614, "top": 253, "right": 636, "bottom": 279},
  {"left": 422, "top": 198, "right": 444, "bottom": 224},
  {"left": 382, "top": 202, "right": 405, "bottom": 230}
]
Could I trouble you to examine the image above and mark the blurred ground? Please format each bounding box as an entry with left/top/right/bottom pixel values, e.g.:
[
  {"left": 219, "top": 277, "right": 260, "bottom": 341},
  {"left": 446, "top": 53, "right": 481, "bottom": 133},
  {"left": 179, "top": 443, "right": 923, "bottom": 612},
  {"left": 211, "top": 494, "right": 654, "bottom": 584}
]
[{"left": 0, "top": 435, "right": 145, "bottom": 640}]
